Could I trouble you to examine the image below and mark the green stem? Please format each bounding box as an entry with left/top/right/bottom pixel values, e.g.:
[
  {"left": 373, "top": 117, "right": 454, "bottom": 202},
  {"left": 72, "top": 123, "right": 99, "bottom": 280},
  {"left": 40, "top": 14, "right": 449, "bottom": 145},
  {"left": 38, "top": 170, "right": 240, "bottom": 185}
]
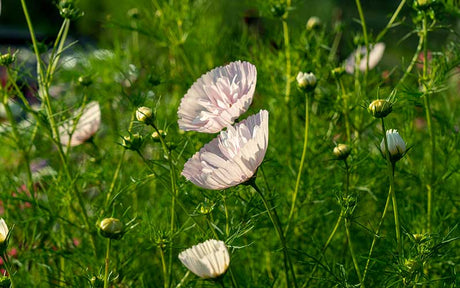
[
  {"left": 345, "top": 219, "right": 364, "bottom": 286},
  {"left": 103, "top": 239, "right": 111, "bottom": 288},
  {"left": 355, "top": 0, "right": 369, "bottom": 75},
  {"left": 362, "top": 183, "right": 393, "bottom": 283},
  {"left": 381, "top": 119, "right": 401, "bottom": 256},
  {"left": 339, "top": 79, "right": 351, "bottom": 143},
  {"left": 375, "top": 0, "right": 406, "bottom": 42},
  {"left": 282, "top": 5, "right": 293, "bottom": 158},
  {"left": 2, "top": 254, "right": 15, "bottom": 288},
  {"left": 249, "top": 180, "right": 297, "bottom": 288},
  {"left": 286, "top": 92, "right": 310, "bottom": 236},
  {"left": 422, "top": 14, "right": 434, "bottom": 234},
  {"left": 159, "top": 246, "right": 168, "bottom": 288}
]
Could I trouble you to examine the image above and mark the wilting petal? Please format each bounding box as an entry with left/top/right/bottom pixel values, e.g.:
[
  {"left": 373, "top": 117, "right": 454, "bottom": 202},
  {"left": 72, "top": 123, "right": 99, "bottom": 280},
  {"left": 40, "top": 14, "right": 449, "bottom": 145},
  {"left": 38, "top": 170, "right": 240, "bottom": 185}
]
[
  {"left": 178, "top": 61, "right": 257, "bottom": 133},
  {"left": 182, "top": 110, "right": 268, "bottom": 190}
]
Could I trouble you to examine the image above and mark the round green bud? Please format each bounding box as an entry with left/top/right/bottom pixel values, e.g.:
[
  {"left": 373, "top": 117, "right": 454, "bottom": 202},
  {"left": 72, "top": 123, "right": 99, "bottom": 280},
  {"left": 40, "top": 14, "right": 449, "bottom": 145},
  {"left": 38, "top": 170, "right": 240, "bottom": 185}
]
[
  {"left": 99, "top": 218, "right": 124, "bottom": 240},
  {"left": 333, "top": 144, "right": 351, "bottom": 160},
  {"left": 368, "top": 99, "right": 392, "bottom": 118}
]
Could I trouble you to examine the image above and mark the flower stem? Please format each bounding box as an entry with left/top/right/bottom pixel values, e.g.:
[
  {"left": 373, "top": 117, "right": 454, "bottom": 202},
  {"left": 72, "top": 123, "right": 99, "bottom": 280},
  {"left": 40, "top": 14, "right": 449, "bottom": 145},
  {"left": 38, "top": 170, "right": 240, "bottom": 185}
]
[
  {"left": 381, "top": 119, "right": 401, "bottom": 256},
  {"left": 286, "top": 91, "right": 310, "bottom": 236},
  {"left": 339, "top": 79, "right": 351, "bottom": 142},
  {"left": 421, "top": 14, "right": 435, "bottom": 234},
  {"left": 355, "top": 0, "right": 369, "bottom": 74},
  {"left": 2, "top": 254, "right": 15, "bottom": 288},
  {"left": 282, "top": 2, "right": 293, "bottom": 158},
  {"left": 249, "top": 180, "right": 297, "bottom": 288},
  {"left": 103, "top": 238, "right": 112, "bottom": 288},
  {"left": 345, "top": 219, "right": 364, "bottom": 286},
  {"left": 375, "top": 0, "right": 406, "bottom": 42},
  {"left": 159, "top": 246, "right": 168, "bottom": 288}
]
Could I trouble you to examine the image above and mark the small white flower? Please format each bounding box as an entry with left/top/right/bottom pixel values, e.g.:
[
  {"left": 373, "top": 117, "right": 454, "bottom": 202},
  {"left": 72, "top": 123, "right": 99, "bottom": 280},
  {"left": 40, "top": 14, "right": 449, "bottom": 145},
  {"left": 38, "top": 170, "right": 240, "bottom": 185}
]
[
  {"left": 179, "top": 239, "right": 230, "bottom": 279},
  {"left": 345, "top": 43, "right": 385, "bottom": 74},
  {"left": 178, "top": 61, "right": 257, "bottom": 133},
  {"left": 0, "top": 218, "right": 9, "bottom": 244},
  {"left": 182, "top": 110, "right": 269, "bottom": 190},
  {"left": 380, "top": 129, "right": 406, "bottom": 162},
  {"left": 59, "top": 101, "right": 101, "bottom": 147}
]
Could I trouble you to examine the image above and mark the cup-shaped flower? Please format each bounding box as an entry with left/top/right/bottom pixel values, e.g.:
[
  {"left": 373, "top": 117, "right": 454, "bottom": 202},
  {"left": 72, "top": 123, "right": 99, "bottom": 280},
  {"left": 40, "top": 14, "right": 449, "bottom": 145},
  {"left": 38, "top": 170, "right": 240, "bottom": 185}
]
[
  {"left": 59, "top": 101, "right": 101, "bottom": 146},
  {"left": 177, "top": 61, "right": 257, "bottom": 133},
  {"left": 178, "top": 239, "right": 230, "bottom": 279},
  {"left": 0, "top": 219, "right": 8, "bottom": 244},
  {"left": 182, "top": 110, "right": 269, "bottom": 190},
  {"left": 296, "top": 72, "right": 317, "bottom": 92},
  {"left": 345, "top": 42, "right": 385, "bottom": 74},
  {"left": 381, "top": 129, "right": 407, "bottom": 162}
]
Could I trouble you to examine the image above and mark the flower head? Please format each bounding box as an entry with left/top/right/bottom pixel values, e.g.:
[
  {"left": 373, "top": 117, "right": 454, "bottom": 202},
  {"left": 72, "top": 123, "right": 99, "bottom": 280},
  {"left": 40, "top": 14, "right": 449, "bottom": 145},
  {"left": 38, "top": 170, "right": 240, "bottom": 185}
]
[
  {"left": 99, "top": 218, "right": 124, "bottom": 240},
  {"left": 178, "top": 61, "right": 257, "bottom": 133},
  {"left": 333, "top": 144, "right": 351, "bottom": 160},
  {"left": 296, "top": 72, "right": 317, "bottom": 92},
  {"left": 182, "top": 110, "right": 269, "bottom": 190},
  {"left": 136, "top": 106, "right": 154, "bottom": 124},
  {"left": 381, "top": 129, "right": 406, "bottom": 162},
  {"left": 345, "top": 43, "right": 385, "bottom": 74},
  {"left": 0, "top": 219, "right": 8, "bottom": 244},
  {"left": 59, "top": 101, "right": 101, "bottom": 146},
  {"left": 178, "top": 239, "right": 230, "bottom": 279},
  {"left": 368, "top": 99, "right": 392, "bottom": 118}
]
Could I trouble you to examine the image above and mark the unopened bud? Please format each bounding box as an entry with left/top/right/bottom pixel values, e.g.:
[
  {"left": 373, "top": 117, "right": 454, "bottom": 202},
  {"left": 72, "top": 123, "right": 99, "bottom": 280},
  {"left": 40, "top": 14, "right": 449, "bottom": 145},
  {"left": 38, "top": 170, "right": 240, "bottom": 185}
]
[
  {"left": 58, "top": 0, "right": 83, "bottom": 20},
  {"left": 136, "top": 106, "right": 154, "bottom": 124},
  {"left": 90, "top": 276, "right": 104, "bottom": 288},
  {"left": 415, "top": 0, "right": 432, "bottom": 9},
  {"left": 0, "top": 219, "right": 9, "bottom": 254},
  {"left": 128, "top": 8, "right": 140, "bottom": 19},
  {"left": 122, "top": 133, "right": 143, "bottom": 151},
  {"left": 381, "top": 129, "right": 406, "bottom": 162},
  {"left": 296, "top": 72, "right": 317, "bottom": 92},
  {"left": 99, "top": 218, "right": 124, "bottom": 240},
  {"left": 270, "top": 3, "right": 287, "bottom": 18},
  {"left": 331, "top": 67, "right": 345, "bottom": 79},
  {"left": 333, "top": 144, "right": 351, "bottom": 160},
  {"left": 151, "top": 130, "right": 167, "bottom": 142},
  {"left": 404, "top": 258, "right": 419, "bottom": 273},
  {"left": 306, "top": 16, "right": 321, "bottom": 31},
  {"left": 78, "top": 75, "right": 92, "bottom": 86},
  {"left": 413, "top": 233, "right": 424, "bottom": 243},
  {"left": 368, "top": 99, "right": 392, "bottom": 118},
  {"left": 0, "top": 51, "right": 17, "bottom": 67},
  {"left": 0, "top": 276, "right": 11, "bottom": 288}
]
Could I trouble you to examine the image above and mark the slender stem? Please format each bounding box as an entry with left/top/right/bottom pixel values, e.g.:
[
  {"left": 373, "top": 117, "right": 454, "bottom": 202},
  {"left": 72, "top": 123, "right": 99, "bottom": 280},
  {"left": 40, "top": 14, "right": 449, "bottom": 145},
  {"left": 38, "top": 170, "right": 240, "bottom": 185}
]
[
  {"left": 286, "top": 92, "right": 310, "bottom": 236},
  {"left": 282, "top": 1, "right": 293, "bottom": 157},
  {"left": 175, "top": 271, "right": 190, "bottom": 288},
  {"left": 103, "top": 239, "right": 112, "bottom": 288},
  {"left": 250, "top": 180, "right": 297, "bottom": 288},
  {"left": 422, "top": 14, "right": 434, "bottom": 234},
  {"left": 339, "top": 79, "right": 351, "bottom": 143},
  {"left": 355, "top": 0, "right": 369, "bottom": 74},
  {"left": 381, "top": 119, "right": 401, "bottom": 256},
  {"left": 395, "top": 34, "right": 423, "bottom": 89},
  {"left": 362, "top": 183, "right": 393, "bottom": 283},
  {"left": 2, "top": 254, "right": 15, "bottom": 288},
  {"left": 159, "top": 246, "right": 168, "bottom": 288},
  {"left": 375, "top": 0, "right": 406, "bottom": 42},
  {"left": 345, "top": 219, "right": 364, "bottom": 286}
]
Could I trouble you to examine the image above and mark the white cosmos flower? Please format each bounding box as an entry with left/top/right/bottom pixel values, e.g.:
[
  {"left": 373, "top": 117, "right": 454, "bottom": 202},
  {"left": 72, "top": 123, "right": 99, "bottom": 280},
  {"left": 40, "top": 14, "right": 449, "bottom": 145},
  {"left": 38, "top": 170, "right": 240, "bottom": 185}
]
[
  {"left": 178, "top": 60, "right": 257, "bottom": 133},
  {"left": 380, "top": 129, "right": 407, "bottom": 162},
  {"left": 178, "top": 239, "right": 230, "bottom": 279},
  {"left": 182, "top": 110, "right": 269, "bottom": 190},
  {"left": 0, "top": 218, "right": 8, "bottom": 244},
  {"left": 345, "top": 42, "right": 385, "bottom": 74},
  {"left": 59, "top": 101, "right": 101, "bottom": 146}
]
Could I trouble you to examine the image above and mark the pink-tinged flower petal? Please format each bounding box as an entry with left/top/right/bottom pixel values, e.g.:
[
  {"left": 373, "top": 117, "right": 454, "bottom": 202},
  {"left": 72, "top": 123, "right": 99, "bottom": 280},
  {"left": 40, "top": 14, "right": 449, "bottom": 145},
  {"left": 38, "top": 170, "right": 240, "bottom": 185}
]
[
  {"left": 182, "top": 110, "right": 269, "bottom": 190},
  {"left": 345, "top": 43, "right": 385, "bottom": 74},
  {"left": 59, "top": 101, "right": 101, "bottom": 146},
  {"left": 178, "top": 61, "right": 257, "bottom": 133},
  {"left": 178, "top": 239, "right": 230, "bottom": 279}
]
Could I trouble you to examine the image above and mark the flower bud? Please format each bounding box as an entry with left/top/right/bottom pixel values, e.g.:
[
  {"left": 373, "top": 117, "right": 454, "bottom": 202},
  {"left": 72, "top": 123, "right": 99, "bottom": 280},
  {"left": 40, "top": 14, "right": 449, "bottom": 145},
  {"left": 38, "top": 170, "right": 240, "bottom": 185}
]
[
  {"left": 0, "top": 51, "right": 17, "bottom": 67},
  {"left": 128, "top": 8, "right": 140, "bottom": 19},
  {"left": 368, "top": 99, "right": 392, "bottom": 118},
  {"left": 413, "top": 233, "right": 424, "bottom": 243},
  {"left": 270, "top": 2, "right": 287, "bottom": 18},
  {"left": 136, "top": 106, "right": 154, "bottom": 124},
  {"left": 90, "top": 276, "right": 104, "bottom": 288},
  {"left": 151, "top": 130, "right": 167, "bottom": 142},
  {"left": 58, "top": 0, "right": 83, "bottom": 20},
  {"left": 296, "top": 72, "right": 317, "bottom": 92},
  {"left": 0, "top": 276, "right": 11, "bottom": 288},
  {"left": 122, "top": 133, "right": 143, "bottom": 151},
  {"left": 331, "top": 67, "right": 345, "bottom": 79},
  {"left": 333, "top": 144, "right": 351, "bottom": 160},
  {"left": 414, "top": 0, "right": 432, "bottom": 9},
  {"left": 78, "top": 75, "right": 93, "bottom": 87},
  {"left": 306, "top": 16, "right": 321, "bottom": 31},
  {"left": 380, "top": 129, "right": 406, "bottom": 162},
  {"left": 99, "top": 218, "right": 124, "bottom": 240},
  {"left": 0, "top": 219, "right": 9, "bottom": 255}
]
